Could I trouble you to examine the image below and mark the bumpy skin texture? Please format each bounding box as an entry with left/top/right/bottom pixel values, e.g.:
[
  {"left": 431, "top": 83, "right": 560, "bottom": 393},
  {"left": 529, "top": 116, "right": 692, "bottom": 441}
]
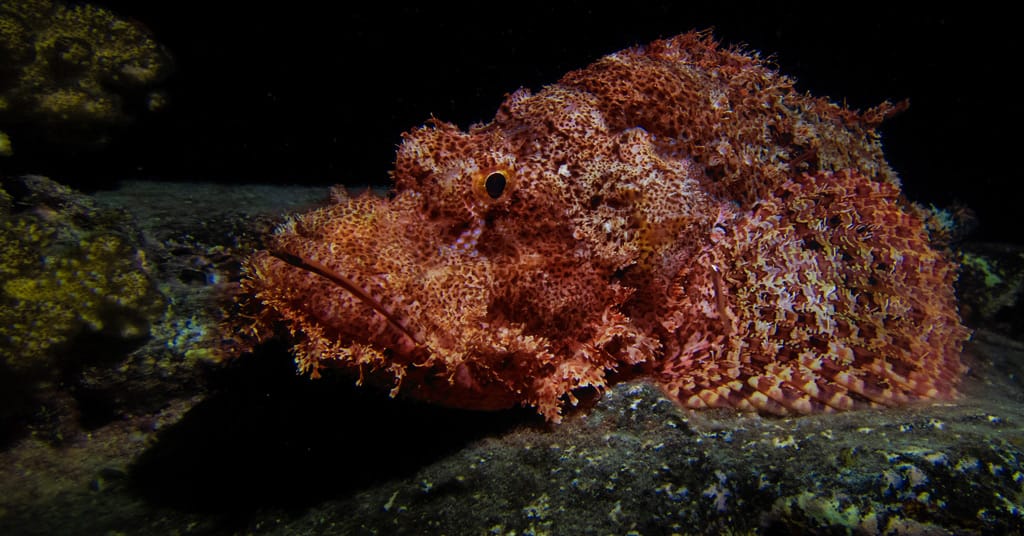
[{"left": 238, "top": 32, "right": 969, "bottom": 421}]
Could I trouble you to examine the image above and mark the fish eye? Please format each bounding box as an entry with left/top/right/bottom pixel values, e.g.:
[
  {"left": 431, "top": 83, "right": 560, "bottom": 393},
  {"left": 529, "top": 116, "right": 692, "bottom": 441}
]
[
  {"left": 472, "top": 167, "right": 515, "bottom": 204},
  {"left": 485, "top": 171, "right": 507, "bottom": 199}
]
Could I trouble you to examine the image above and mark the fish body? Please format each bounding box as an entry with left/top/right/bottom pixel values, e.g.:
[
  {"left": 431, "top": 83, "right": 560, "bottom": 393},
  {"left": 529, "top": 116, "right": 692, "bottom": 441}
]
[{"left": 239, "top": 32, "right": 968, "bottom": 421}]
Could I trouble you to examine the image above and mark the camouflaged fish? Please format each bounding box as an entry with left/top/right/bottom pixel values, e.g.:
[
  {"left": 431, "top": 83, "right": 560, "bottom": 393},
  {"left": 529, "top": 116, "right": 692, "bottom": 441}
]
[{"left": 235, "top": 31, "right": 969, "bottom": 422}]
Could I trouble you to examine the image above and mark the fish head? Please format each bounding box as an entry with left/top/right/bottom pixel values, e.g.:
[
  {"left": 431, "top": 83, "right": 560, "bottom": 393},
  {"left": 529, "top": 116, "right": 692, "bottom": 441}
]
[{"left": 239, "top": 87, "right": 714, "bottom": 419}]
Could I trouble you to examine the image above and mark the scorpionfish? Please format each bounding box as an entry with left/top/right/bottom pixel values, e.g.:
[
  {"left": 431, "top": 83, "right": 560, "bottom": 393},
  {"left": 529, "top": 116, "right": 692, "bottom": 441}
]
[{"left": 237, "top": 32, "right": 970, "bottom": 421}]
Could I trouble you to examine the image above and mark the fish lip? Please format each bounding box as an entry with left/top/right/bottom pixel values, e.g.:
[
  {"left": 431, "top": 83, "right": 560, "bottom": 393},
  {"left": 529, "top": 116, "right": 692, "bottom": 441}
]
[{"left": 268, "top": 249, "right": 425, "bottom": 347}]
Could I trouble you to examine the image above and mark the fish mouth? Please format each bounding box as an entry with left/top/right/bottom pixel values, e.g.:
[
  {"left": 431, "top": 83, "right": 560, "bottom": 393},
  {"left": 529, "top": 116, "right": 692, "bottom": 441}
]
[{"left": 268, "top": 250, "right": 424, "bottom": 348}]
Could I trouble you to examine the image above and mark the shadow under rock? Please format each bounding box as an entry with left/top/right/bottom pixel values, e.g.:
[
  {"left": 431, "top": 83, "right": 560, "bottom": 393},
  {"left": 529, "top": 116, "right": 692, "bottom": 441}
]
[{"left": 129, "top": 342, "right": 535, "bottom": 513}]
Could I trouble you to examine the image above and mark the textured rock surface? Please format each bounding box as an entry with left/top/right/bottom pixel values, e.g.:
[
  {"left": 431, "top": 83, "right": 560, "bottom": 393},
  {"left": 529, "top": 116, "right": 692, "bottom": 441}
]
[
  {"left": 1, "top": 175, "right": 167, "bottom": 443},
  {"left": 958, "top": 243, "right": 1024, "bottom": 337},
  {"left": 280, "top": 354, "right": 1023, "bottom": 535},
  {"left": 0, "top": 0, "right": 171, "bottom": 157},
  {"left": 1, "top": 330, "right": 1021, "bottom": 534},
  {"left": 0, "top": 178, "right": 325, "bottom": 445}
]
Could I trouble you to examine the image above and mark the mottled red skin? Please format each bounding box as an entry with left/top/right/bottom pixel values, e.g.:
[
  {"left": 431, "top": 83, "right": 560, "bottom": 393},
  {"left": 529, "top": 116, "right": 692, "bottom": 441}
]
[{"left": 237, "top": 32, "right": 969, "bottom": 421}]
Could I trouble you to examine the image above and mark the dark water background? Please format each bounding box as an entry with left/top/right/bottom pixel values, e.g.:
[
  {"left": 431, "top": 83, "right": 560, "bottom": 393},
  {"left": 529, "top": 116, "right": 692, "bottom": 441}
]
[{"left": 4, "top": 2, "right": 1018, "bottom": 244}]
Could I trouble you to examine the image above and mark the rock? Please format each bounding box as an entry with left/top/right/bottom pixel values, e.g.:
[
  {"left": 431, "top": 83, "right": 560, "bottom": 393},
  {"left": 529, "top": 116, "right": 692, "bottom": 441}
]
[{"left": 0, "top": 0, "right": 171, "bottom": 148}]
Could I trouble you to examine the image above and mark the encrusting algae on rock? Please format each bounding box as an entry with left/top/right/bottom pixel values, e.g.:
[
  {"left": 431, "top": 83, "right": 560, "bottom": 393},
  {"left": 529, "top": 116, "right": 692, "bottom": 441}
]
[
  {"left": 0, "top": 176, "right": 166, "bottom": 375},
  {"left": 232, "top": 31, "right": 970, "bottom": 421},
  {"left": 0, "top": 0, "right": 171, "bottom": 147}
]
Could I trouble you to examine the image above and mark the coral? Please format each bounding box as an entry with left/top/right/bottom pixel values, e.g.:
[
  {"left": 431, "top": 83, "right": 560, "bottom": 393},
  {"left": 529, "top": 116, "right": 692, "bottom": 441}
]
[
  {"left": 0, "top": 176, "right": 166, "bottom": 375},
  {"left": 956, "top": 245, "right": 1024, "bottom": 333},
  {"left": 236, "top": 32, "right": 969, "bottom": 421},
  {"left": 0, "top": 0, "right": 170, "bottom": 144}
]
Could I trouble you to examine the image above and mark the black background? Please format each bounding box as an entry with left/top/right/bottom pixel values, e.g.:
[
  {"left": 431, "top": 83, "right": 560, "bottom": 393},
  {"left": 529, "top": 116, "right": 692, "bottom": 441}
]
[{"left": 5, "top": 1, "right": 1019, "bottom": 243}]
